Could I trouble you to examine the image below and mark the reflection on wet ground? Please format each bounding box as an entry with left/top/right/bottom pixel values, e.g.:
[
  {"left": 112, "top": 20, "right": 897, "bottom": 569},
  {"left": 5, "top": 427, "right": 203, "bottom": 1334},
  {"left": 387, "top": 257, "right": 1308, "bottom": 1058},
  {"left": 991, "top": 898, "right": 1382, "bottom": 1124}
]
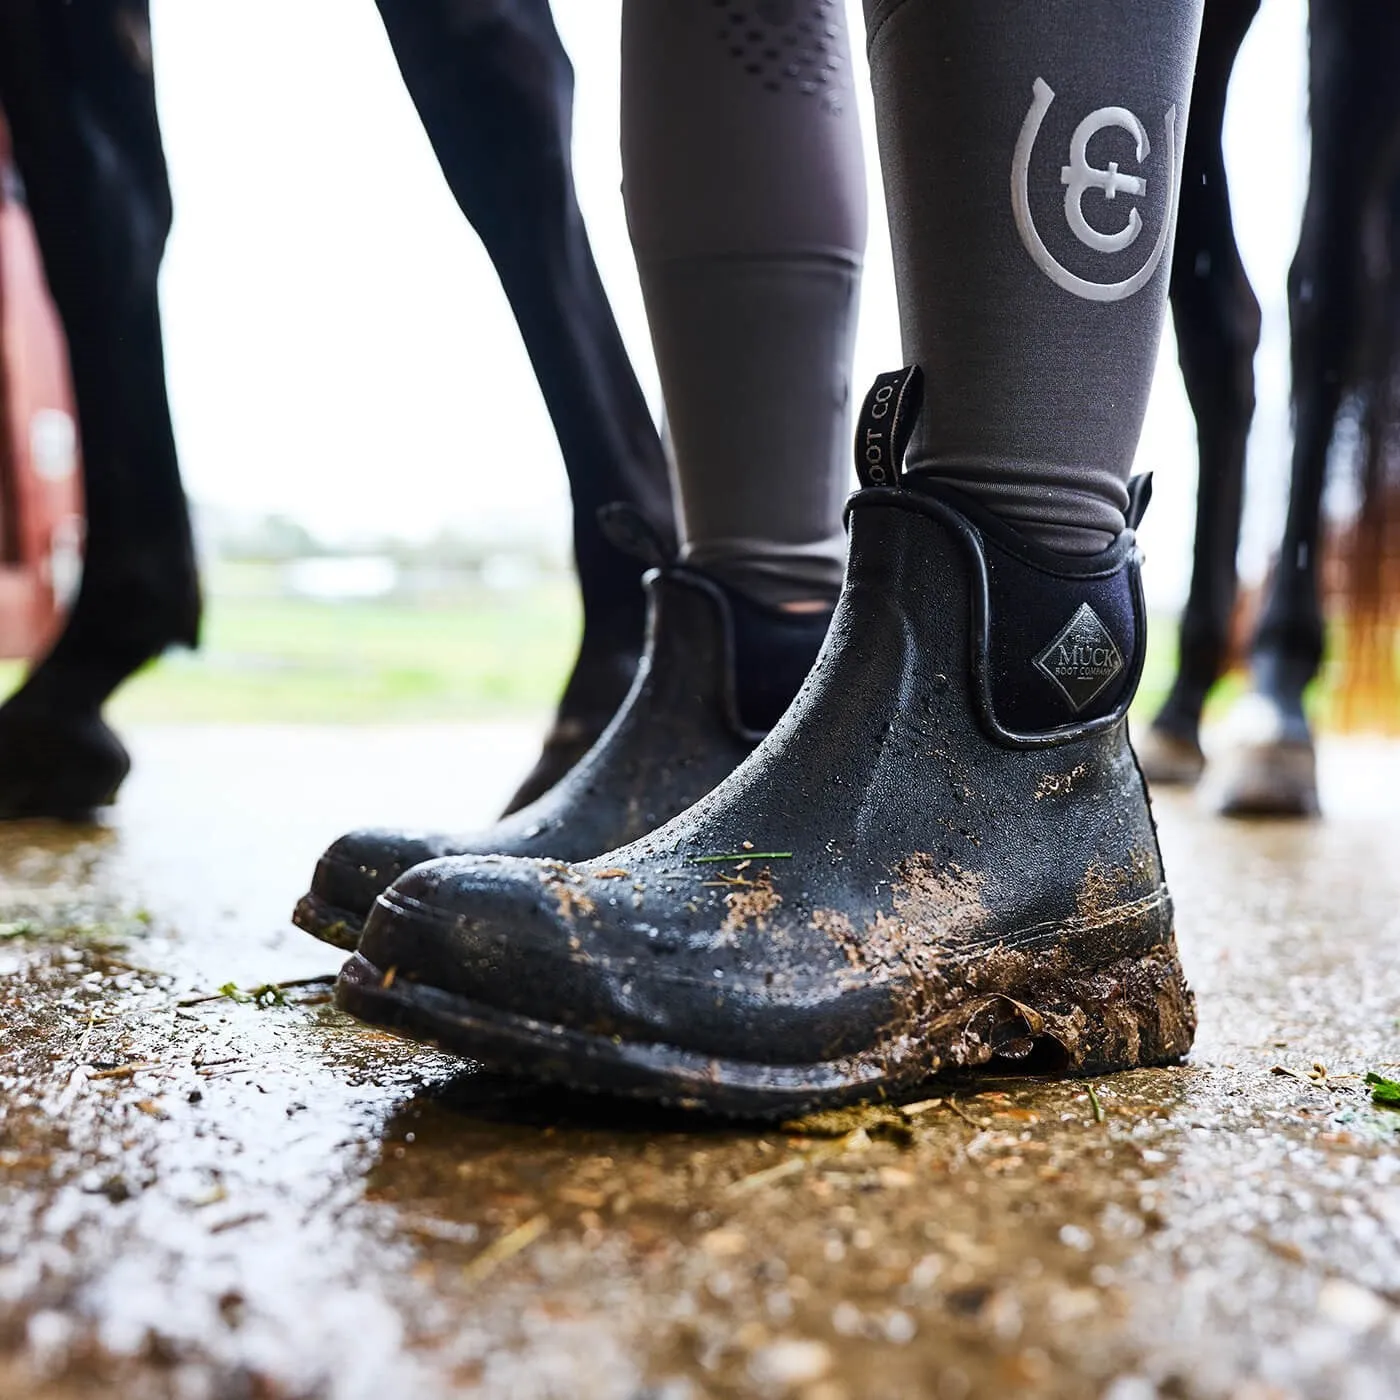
[{"left": 1, "top": 725, "right": 1397, "bottom": 1398}]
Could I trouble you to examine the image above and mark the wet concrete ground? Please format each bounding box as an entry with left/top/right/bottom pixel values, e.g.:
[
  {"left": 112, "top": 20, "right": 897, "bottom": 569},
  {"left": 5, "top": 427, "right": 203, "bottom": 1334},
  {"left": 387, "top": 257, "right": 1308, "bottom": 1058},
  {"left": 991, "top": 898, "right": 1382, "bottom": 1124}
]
[{"left": 1, "top": 723, "right": 1398, "bottom": 1400}]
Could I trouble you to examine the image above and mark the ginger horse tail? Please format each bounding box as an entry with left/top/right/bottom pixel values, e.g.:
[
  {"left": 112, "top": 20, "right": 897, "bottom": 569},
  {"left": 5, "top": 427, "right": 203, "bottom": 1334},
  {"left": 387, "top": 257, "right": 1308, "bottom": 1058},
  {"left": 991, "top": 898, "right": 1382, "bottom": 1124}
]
[{"left": 1333, "top": 174, "right": 1400, "bottom": 732}]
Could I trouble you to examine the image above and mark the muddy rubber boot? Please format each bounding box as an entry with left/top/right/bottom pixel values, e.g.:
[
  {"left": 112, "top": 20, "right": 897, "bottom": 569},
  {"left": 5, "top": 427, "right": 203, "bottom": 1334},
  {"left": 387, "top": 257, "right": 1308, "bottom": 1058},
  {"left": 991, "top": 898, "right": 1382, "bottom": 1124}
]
[
  {"left": 336, "top": 371, "right": 1196, "bottom": 1116},
  {"left": 293, "top": 533, "right": 832, "bottom": 949}
]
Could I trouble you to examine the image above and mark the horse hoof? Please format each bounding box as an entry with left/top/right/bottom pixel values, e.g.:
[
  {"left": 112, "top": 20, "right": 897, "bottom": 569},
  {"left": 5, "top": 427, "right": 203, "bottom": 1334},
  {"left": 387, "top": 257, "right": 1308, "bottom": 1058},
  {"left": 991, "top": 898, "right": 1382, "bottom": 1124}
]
[
  {"left": 1133, "top": 724, "right": 1206, "bottom": 786},
  {"left": 0, "top": 710, "right": 131, "bottom": 822},
  {"left": 1209, "top": 739, "right": 1319, "bottom": 818},
  {"left": 1204, "top": 692, "right": 1319, "bottom": 818}
]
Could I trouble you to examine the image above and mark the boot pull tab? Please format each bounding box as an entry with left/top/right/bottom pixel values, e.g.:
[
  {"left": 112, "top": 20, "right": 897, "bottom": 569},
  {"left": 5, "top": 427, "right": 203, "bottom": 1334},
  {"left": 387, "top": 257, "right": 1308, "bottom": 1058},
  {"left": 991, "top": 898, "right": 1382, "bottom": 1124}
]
[
  {"left": 596, "top": 503, "right": 674, "bottom": 569},
  {"left": 855, "top": 365, "right": 924, "bottom": 489},
  {"left": 1125, "top": 472, "right": 1153, "bottom": 530}
]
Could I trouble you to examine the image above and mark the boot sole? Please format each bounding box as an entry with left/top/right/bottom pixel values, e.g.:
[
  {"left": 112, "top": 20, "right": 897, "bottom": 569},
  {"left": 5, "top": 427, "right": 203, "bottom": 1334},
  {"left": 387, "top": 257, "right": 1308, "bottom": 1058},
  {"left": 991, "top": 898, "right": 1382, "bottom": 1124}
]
[
  {"left": 334, "top": 924, "right": 1196, "bottom": 1119},
  {"left": 292, "top": 891, "right": 365, "bottom": 951}
]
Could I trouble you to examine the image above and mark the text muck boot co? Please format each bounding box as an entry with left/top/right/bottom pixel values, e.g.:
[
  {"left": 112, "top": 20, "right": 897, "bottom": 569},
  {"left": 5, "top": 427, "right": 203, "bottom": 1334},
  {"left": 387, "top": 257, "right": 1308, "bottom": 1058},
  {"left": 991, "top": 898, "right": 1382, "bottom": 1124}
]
[{"left": 337, "top": 370, "right": 1196, "bottom": 1116}]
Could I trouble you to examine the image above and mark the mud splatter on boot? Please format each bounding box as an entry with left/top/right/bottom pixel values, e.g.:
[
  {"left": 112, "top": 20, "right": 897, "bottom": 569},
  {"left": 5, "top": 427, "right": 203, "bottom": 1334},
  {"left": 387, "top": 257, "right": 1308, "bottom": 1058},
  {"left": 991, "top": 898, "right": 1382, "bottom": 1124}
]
[{"left": 337, "top": 371, "right": 1195, "bottom": 1115}]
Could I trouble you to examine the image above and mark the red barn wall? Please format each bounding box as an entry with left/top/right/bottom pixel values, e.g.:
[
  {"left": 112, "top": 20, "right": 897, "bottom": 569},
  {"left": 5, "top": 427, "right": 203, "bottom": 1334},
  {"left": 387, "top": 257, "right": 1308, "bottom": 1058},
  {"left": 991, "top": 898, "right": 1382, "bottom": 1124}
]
[{"left": 0, "top": 110, "right": 84, "bottom": 661}]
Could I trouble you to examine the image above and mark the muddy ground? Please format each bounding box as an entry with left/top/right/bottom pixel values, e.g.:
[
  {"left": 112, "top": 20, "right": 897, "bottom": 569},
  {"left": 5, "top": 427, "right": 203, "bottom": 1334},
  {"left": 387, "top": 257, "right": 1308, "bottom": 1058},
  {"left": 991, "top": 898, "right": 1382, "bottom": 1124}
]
[{"left": 1, "top": 724, "right": 1397, "bottom": 1400}]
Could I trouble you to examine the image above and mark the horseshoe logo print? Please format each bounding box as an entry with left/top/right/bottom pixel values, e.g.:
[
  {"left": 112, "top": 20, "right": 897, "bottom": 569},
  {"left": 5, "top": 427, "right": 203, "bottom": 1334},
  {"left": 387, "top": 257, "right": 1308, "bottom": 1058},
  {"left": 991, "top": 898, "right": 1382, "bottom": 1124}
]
[{"left": 1011, "top": 77, "right": 1177, "bottom": 303}]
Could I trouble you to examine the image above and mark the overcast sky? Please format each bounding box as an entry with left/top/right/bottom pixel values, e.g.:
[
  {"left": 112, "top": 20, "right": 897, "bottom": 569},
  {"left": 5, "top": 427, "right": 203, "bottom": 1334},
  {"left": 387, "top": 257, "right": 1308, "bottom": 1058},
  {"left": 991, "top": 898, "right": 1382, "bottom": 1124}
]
[{"left": 149, "top": 0, "right": 1309, "bottom": 605}]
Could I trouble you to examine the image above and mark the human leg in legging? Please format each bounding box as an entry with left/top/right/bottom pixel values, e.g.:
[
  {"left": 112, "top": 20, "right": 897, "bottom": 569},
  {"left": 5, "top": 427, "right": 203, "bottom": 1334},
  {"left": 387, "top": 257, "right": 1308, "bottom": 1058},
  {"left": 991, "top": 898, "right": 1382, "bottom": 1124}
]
[
  {"left": 621, "top": 0, "right": 866, "bottom": 613},
  {"left": 865, "top": 0, "right": 1201, "bottom": 554}
]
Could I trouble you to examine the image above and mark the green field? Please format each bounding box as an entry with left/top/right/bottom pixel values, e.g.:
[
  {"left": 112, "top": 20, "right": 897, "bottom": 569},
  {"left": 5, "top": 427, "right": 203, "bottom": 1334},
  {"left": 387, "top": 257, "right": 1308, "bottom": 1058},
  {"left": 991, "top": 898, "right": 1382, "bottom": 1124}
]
[
  {"left": 0, "top": 575, "right": 583, "bottom": 725},
  {"left": 0, "top": 567, "right": 1226, "bottom": 727}
]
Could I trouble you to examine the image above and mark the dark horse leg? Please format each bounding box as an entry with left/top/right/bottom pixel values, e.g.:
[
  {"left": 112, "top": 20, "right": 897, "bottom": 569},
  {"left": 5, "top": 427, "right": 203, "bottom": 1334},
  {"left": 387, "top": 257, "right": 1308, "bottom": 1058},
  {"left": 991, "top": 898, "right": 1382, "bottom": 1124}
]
[
  {"left": 375, "top": 0, "right": 676, "bottom": 814},
  {"left": 1214, "top": 0, "right": 1400, "bottom": 815},
  {"left": 0, "top": 1, "right": 197, "bottom": 819},
  {"left": 1137, "top": 0, "right": 1261, "bottom": 786},
  {"left": 0, "top": 0, "right": 675, "bottom": 821}
]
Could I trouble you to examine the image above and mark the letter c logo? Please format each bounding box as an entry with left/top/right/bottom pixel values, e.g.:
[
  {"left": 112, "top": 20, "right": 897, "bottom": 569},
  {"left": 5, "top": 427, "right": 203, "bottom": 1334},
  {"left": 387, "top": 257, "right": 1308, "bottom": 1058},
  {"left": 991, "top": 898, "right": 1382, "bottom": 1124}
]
[{"left": 1011, "top": 77, "right": 1177, "bottom": 303}]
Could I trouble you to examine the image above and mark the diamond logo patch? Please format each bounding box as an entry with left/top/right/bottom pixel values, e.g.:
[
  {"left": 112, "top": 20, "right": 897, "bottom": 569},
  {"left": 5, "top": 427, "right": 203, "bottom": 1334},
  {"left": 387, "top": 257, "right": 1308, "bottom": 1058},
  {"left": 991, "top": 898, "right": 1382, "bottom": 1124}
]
[{"left": 1033, "top": 603, "right": 1124, "bottom": 711}]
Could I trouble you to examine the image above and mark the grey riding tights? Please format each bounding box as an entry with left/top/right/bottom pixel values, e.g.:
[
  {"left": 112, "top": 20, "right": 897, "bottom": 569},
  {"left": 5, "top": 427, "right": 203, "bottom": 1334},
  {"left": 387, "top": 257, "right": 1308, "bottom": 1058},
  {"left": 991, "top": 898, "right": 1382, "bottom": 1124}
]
[
  {"left": 622, "top": 0, "right": 866, "bottom": 606},
  {"left": 865, "top": 0, "right": 1203, "bottom": 553},
  {"left": 623, "top": 0, "right": 1203, "bottom": 592}
]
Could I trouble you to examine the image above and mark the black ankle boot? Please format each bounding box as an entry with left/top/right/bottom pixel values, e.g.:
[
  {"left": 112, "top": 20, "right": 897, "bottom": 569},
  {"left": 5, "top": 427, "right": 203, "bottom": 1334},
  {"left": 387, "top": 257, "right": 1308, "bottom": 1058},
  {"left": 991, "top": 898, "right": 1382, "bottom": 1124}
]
[
  {"left": 335, "top": 369, "right": 1196, "bottom": 1115},
  {"left": 498, "top": 634, "right": 642, "bottom": 819},
  {"left": 293, "top": 547, "right": 832, "bottom": 948}
]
